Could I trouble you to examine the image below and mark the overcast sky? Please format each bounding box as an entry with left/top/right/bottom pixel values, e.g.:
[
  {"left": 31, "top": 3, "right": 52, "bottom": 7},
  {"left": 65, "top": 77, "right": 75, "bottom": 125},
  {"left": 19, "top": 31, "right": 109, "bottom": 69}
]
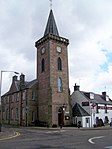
[{"left": 1, "top": 0, "right": 112, "bottom": 98}]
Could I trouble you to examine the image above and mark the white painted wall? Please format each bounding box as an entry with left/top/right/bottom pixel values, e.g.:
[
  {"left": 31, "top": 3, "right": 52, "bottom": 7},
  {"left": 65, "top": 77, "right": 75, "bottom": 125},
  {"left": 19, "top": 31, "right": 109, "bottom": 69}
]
[
  {"left": 71, "top": 90, "right": 112, "bottom": 127},
  {"left": 82, "top": 116, "right": 91, "bottom": 127}
]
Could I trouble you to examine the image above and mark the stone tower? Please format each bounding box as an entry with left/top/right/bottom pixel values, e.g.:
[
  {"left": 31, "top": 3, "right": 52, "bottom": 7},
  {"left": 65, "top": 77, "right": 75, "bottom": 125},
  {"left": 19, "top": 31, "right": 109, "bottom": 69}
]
[{"left": 35, "top": 9, "right": 70, "bottom": 127}]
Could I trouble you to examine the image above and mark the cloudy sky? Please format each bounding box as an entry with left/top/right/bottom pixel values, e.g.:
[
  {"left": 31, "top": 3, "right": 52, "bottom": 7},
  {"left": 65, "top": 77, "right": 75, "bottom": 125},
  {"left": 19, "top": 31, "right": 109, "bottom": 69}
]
[{"left": 1, "top": 0, "right": 112, "bottom": 98}]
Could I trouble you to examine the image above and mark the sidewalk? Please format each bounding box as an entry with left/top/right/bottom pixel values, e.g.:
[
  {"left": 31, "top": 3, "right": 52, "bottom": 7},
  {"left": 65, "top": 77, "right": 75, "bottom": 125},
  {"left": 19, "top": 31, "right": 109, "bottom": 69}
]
[{"left": 26, "top": 125, "right": 112, "bottom": 131}]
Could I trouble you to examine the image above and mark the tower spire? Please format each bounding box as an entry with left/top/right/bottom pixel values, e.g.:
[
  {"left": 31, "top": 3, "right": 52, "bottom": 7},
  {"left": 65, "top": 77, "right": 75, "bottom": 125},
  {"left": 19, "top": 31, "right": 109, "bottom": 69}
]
[{"left": 44, "top": 9, "right": 59, "bottom": 36}]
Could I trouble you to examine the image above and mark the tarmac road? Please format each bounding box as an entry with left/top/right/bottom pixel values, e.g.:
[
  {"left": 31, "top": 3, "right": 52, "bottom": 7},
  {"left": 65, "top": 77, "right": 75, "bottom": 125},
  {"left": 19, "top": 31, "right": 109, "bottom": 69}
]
[{"left": 0, "top": 126, "right": 112, "bottom": 149}]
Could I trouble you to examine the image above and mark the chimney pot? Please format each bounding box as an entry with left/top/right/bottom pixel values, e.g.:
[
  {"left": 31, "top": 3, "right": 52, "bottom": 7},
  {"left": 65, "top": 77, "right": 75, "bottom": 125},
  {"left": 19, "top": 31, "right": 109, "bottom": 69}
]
[
  {"left": 102, "top": 91, "right": 106, "bottom": 100},
  {"left": 74, "top": 83, "right": 80, "bottom": 91},
  {"left": 20, "top": 73, "right": 25, "bottom": 89},
  {"left": 13, "top": 75, "right": 17, "bottom": 82}
]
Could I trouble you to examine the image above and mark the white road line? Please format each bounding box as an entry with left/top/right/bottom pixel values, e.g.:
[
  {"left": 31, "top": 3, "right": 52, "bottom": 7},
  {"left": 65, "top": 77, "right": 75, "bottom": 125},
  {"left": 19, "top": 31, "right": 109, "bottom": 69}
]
[
  {"left": 105, "top": 146, "right": 112, "bottom": 149},
  {"left": 46, "top": 130, "right": 66, "bottom": 134},
  {"left": 88, "top": 136, "right": 105, "bottom": 144},
  {"left": 0, "top": 132, "right": 20, "bottom": 141}
]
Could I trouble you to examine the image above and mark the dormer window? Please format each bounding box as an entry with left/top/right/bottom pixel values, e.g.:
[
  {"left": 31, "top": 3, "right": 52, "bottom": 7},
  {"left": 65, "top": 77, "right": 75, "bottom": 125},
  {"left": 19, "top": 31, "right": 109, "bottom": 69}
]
[
  {"left": 90, "top": 93, "right": 94, "bottom": 99},
  {"left": 106, "top": 95, "right": 109, "bottom": 101}
]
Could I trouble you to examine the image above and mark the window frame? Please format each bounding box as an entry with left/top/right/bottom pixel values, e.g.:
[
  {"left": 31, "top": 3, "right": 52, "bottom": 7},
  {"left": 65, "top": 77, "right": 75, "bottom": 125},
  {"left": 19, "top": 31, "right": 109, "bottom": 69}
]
[
  {"left": 57, "top": 77, "right": 63, "bottom": 92},
  {"left": 41, "top": 58, "right": 45, "bottom": 72},
  {"left": 57, "top": 57, "right": 62, "bottom": 71},
  {"left": 32, "top": 111, "right": 35, "bottom": 122}
]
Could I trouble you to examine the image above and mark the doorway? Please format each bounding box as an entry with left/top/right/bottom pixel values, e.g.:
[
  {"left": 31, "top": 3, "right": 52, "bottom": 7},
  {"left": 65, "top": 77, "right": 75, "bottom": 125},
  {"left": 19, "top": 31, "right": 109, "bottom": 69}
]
[
  {"left": 86, "top": 117, "right": 90, "bottom": 127},
  {"left": 58, "top": 107, "right": 64, "bottom": 126}
]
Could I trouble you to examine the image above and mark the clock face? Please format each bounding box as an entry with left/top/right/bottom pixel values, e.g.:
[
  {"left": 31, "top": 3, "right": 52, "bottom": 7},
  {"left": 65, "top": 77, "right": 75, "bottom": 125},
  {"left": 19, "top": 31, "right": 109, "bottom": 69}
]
[
  {"left": 57, "top": 46, "right": 62, "bottom": 53},
  {"left": 41, "top": 47, "right": 45, "bottom": 54}
]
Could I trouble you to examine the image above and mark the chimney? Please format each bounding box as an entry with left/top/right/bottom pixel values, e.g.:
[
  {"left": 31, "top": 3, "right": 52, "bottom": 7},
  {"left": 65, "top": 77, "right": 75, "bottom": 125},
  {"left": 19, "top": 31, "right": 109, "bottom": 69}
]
[
  {"left": 20, "top": 73, "right": 25, "bottom": 89},
  {"left": 102, "top": 91, "right": 106, "bottom": 100},
  {"left": 74, "top": 83, "right": 80, "bottom": 91},
  {"left": 12, "top": 75, "right": 17, "bottom": 82}
]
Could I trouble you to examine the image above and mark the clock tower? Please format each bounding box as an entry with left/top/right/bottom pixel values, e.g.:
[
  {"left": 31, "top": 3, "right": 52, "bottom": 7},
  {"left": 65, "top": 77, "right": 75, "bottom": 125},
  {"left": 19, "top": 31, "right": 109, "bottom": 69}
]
[{"left": 35, "top": 9, "right": 70, "bottom": 127}]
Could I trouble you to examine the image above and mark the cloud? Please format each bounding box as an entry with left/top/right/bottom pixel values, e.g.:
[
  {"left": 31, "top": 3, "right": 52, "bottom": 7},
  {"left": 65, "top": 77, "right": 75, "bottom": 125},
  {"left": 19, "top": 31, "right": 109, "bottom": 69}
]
[{"left": 1, "top": 0, "right": 112, "bottom": 99}]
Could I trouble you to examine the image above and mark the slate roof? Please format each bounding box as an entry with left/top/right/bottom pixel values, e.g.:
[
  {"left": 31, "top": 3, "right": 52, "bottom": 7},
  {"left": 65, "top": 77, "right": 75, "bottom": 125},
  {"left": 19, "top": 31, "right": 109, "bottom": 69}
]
[
  {"left": 82, "top": 91, "right": 112, "bottom": 105},
  {"left": 44, "top": 9, "right": 59, "bottom": 36},
  {"left": 72, "top": 103, "right": 90, "bottom": 117},
  {"left": 2, "top": 79, "right": 38, "bottom": 96}
]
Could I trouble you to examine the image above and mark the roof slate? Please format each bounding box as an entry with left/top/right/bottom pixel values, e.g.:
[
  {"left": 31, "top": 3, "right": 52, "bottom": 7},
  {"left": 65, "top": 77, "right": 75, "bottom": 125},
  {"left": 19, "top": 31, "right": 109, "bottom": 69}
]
[
  {"left": 44, "top": 9, "right": 59, "bottom": 36},
  {"left": 2, "top": 79, "right": 38, "bottom": 96},
  {"left": 72, "top": 103, "right": 90, "bottom": 117},
  {"left": 82, "top": 91, "right": 112, "bottom": 105}
]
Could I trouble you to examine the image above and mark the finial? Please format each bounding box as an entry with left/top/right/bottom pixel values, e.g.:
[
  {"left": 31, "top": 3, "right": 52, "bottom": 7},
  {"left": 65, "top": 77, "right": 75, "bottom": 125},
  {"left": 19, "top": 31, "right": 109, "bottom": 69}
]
[{"left": 49, "top": 0, "right": 52, "bottom": 9}]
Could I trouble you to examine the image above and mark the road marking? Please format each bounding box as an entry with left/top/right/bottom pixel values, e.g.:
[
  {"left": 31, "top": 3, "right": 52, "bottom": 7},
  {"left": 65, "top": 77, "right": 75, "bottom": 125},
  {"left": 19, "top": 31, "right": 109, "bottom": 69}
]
[
  {"left": 105, "top": 146, "right": 112, "bottom": 149},
  {"left": 88, "top": 136, "right": 105, "bottom": 144},
  {"left": 0, "top": 132, "right": 20, "bottom": 141},
  {"left": 46, "top": 130, "right": 66, "bottom": 134}
]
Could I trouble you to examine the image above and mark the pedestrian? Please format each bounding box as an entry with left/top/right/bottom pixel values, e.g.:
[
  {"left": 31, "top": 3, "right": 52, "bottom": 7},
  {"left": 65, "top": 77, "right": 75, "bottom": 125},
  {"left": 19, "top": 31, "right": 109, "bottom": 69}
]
[{"left": 78, "top": 121, "right": 81, "bottom": 128}]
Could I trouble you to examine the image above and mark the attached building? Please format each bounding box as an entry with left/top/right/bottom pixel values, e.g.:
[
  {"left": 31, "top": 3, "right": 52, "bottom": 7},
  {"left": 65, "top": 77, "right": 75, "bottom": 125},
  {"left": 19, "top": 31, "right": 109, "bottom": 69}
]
[
  {"left": 71, "top": 84, "right": 112, "bottom": 127},
  {"left": 1, "top": 74, "right": 38, "bottom": 126}
]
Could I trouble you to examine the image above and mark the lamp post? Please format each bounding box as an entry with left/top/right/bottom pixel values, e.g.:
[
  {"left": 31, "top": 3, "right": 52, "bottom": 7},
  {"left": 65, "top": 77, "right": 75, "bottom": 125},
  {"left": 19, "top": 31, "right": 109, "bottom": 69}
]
[{"left": 0, "top": 70, "right": 19, "bottom": 132}]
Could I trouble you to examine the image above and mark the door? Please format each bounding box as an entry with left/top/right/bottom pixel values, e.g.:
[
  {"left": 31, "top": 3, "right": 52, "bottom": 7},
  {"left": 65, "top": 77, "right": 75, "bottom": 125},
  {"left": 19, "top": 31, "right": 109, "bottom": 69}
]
[
  {"left": 86, "top": 117, "right": 90, "bottom": 127},
  {"left": 58, "top": 107, "right": 64, "bottom": 126}
]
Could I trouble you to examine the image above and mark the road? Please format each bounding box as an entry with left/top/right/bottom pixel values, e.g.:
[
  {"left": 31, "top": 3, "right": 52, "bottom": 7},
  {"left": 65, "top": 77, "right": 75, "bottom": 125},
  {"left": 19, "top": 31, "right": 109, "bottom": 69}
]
[{"left": 0, "top": 127, "right": 112, "bottom": 149}]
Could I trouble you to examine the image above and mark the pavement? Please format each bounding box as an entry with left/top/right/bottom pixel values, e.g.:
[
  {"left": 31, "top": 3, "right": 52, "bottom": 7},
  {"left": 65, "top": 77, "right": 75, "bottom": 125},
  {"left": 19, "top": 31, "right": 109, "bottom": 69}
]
[{"left": 0, "top": 125, "right": 112, "bottom": 141}]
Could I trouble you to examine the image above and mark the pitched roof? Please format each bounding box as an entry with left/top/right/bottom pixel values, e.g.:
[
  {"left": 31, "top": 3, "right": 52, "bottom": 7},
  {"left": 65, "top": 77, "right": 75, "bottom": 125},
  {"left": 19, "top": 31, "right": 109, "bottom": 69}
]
[
  {"left": 26, "top": 79, "right": 38, "bottom": 88},
  {"left": 72, "top": 103, "right": 90, "bottom": 117},
  {"left": 44, "top": 9, "right": 59, "bottom": 36},
  {"left": 82, "top": 91, "right": 112, "bottom": 105},
  {"left": 2, "top": 79, "right": 38, "bottom": 96}
]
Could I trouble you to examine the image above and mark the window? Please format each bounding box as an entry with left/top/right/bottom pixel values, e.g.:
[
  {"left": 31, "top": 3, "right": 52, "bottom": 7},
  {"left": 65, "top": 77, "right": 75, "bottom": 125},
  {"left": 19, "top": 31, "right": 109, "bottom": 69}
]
[
  {"left": 57, "top": 57, "right": 62, "bottom": 71},
  {"left": 2, "top": 112, "right": 5, "bottom": 120},
  {"left": 6, "top": 109, "right": 9, "bottom": 120},
  {"left": 90, "top": 93, "right": 94, "bottom": 99},
  {"left": 22, "top": 107, "right": 25, "bottom": 120},
  {"left": 23, "top": 91, "right": 26, "bottom": 100},
  {"left": 32, "top": 91, "right": 35, "bottom": 100},
  {"left": 82, "top": 102, "right": 89, "bottom": 106},
  {"left": 11, "top": 95, "right": 14, "bottom": 103},
  {"left": 86, "top": 118, "right": 89, "bottom": 123},
  {"left": 41, "top": 58, "right": 45, "bottom": 72},
  {"left": 32, "top": 111, "right": 35, "bottom": 122},
  {"left": 16, "top": 93, "right": 19, "bottom": 102},
  {"left": 16, "top": 108, "right": 19, "bottom": 120},
  {"left": 106, "top": 95, "right": 109, "bottom": 101},
  {"left": 58, "top": 77, "right": 63, "bottom": 92},
  {"left": 7, "top": 96, "right": 9, "bottom": 103},
  {"left": 11, "top": 108, "right": 13, "bottom": 120}
]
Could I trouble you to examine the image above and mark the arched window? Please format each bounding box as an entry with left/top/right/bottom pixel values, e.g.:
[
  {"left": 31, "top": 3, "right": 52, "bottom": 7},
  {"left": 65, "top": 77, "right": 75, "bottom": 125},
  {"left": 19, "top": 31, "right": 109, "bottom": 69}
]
[
  {"left": 58, "top": 77, "right": 63, "bottom": 92},
  {"left": 41, "top": 58, "right": 45, "bottom": 72},
  {"left": 57, "top": 57, "right": 62, "bottom": 71}
]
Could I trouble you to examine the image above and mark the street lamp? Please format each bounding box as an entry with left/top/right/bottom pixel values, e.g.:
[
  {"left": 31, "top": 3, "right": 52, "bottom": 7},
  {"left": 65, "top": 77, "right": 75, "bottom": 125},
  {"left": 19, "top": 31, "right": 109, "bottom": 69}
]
[{"left": 0, "top": 70, "right": 19, "bottom": 132}]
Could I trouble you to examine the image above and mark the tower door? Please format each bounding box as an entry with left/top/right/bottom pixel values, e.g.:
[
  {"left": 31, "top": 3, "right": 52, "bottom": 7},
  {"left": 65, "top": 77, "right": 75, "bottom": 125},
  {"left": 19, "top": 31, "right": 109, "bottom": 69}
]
[{"left": 58, "top": 107, "right": 64, "bottom": 126}]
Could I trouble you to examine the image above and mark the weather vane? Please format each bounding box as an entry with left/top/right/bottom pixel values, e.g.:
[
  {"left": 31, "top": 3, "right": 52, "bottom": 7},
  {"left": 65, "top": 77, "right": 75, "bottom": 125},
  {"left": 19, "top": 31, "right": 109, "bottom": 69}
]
[{"left": 49, "top": 0, "right": 52, "bottom": 9}]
